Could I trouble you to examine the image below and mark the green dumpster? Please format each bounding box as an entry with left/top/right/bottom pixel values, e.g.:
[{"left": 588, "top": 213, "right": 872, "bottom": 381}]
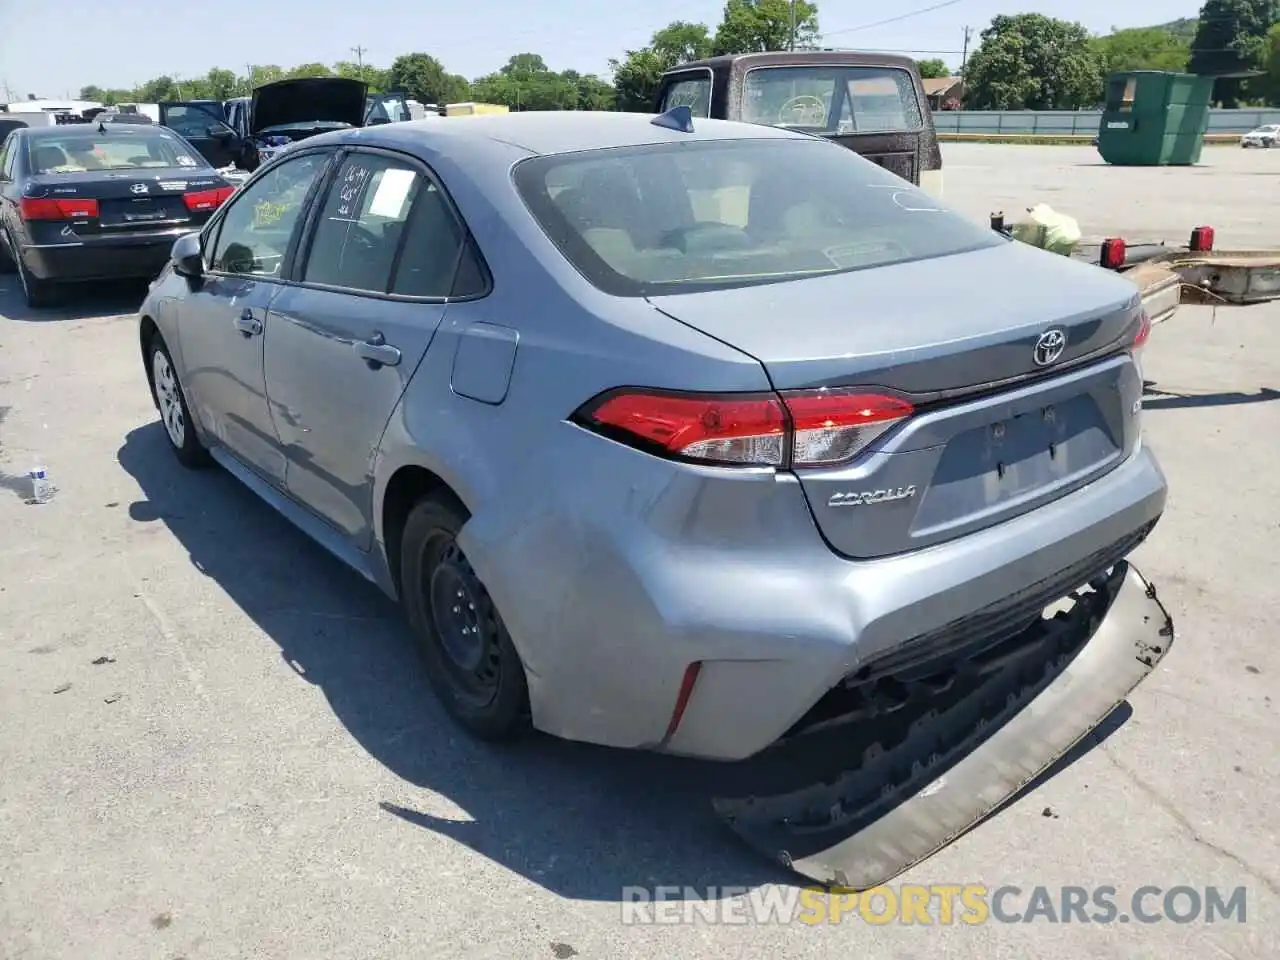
[{"left": 1096, "top": 70, "right": 1214, "bottom": 166}]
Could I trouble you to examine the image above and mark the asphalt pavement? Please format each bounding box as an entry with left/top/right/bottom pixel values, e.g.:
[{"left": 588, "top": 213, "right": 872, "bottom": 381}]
[{"left": 1, "top": 146, "right": 1277, "bottom": 958}]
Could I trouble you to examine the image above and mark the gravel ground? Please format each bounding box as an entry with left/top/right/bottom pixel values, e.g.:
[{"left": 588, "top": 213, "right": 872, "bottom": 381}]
[{"left": 0, "top": 145, "right": 1277, "bottom": 959}]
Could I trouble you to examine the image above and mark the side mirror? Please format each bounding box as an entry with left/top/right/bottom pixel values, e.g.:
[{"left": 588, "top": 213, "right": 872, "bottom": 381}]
[
  {"left": 206, "top": 125, "right": 234, "bottom": 139},
  {"left": 171, "top": 232, "right": 204, "bottom": 279}
]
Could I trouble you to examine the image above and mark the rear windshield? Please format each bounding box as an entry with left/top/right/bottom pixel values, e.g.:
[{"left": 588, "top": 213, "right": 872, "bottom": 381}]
[
  {"left": 513, "top": 137, "right": 1001, "bottom": 297},
  {"left": 27, "top": 133, "right": 202, "bottom": 174},
  {"left": 742, "top": 65, "right": 924, "bottom": 134}
]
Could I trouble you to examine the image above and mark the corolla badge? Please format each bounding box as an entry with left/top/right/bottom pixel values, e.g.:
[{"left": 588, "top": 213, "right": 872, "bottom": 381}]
[
  {"left": 828, "top": 485, "right": 917, "bottom": 508},
  {"left": 1033, "top": 328, "right": 1067, "bottom": 366}
]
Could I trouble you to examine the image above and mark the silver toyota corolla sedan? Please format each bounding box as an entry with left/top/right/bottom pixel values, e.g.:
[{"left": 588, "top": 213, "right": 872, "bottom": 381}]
[{"left": 138, "top": 110, "right": 1166, "bottom": 766}]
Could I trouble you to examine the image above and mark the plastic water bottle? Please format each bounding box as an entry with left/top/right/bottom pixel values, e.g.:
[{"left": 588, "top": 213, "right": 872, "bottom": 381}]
[{"left": 28, "top": 467, "right": 54, "bottom": 504}]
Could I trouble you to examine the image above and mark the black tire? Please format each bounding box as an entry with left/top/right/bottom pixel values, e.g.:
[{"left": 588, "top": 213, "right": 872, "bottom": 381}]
[
  {"left": 400, "top": 496, "right": 530, "bottom": 740},
  {"left": 8, "top": 232, "right": 56, "bottom": 307},
  {"left": 147, "top": 334, "right": 211, "bottom": 469},
  {"left": 0, "top": 231, "right": 15, "bottom": 275}
]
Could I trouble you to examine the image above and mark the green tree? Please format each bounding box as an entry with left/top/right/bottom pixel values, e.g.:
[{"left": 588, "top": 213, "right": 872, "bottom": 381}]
[
  {"left": 333, "top": 61, "right": 392, "bottom": 91},
  {"left": 610, "top": 47, "right": 671, "bottom": 111},
  {"left": 916, "top": 58, "right": 951, "bottom": 79},
  {"left": 963, "top": 14, "right": 1103, "bottom": 109},
  {"left": 79, "top": 85, "right": 105, "bottom": 101},
  {"left": 1261, "top": 21, "right": 1280, "bottom": 102},
  {"left": 652, "top": 21, "right": 714, "bottom": 63},
  {"left": 1092, "top": 27, "right": 1191, "bottom": 76},
  {"left": 608, "top": 20, "right": 715, "bottom": 112},
  {"left": 286, "top": 62, "right": 334, "bottom": 79},
  {"left": 203, "top": 68, "right": 240, "bottom": 100},
  {"left": 712, "top": 0, "right": 820, "bottom": 54},
  {"left": 388, "top": 52, "right": 470, "bottom": 105},
  {"left": 247, "top": 65, "right": 286, "bottom": 88},
  {"left": 1189, "top": 0, "right": 1280, "bottom": 104}
]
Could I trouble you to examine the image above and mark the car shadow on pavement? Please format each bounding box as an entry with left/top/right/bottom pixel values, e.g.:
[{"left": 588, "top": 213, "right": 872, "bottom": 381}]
[
  {"left": 117, "top": 421, "right": 1129, "bottom": 901},
  {"left": 1142, "top": 381, "right": 1280, "bottom": 410},
  {"left": 0, "top": 278, "right": 148, "bottom": 322}
]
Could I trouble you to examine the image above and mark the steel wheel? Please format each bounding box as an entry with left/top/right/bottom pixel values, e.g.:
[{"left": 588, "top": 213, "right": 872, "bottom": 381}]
[
  {"left": 152, "top": 348, "right": 186, "bottom": 449},
  {"left": 424, "top": 535, "right": 502, "bottom": 707},
  {"left": 399, "top": 495, "right": 529, "bottom": 739}
]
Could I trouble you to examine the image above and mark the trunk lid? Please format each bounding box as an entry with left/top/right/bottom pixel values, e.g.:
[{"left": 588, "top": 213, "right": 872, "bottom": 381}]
[
  {"left": 251, "top": 78, "right": 369, "bottom": 135},
  {"left": 650, "top": 241, "right": 1147, "bottom": 560},
  {"left": 23, "top": 169, "right": 229, "bottom": 237}
]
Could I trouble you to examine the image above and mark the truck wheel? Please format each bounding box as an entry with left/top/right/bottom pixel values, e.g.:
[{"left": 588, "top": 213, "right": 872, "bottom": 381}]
[{"left": 399, "top": 495, "right": 530, "bottom": 740}]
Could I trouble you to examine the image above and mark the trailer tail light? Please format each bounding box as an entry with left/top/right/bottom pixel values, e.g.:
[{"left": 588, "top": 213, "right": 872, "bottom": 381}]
[
  {"left": 1100, "top": 237, "right": 1126, "bottom": 269},
  {"left": 183, "top": 186, "right": 236, "bottom": 212},
  {"left": 20, "top": 197, "right": 99, "bottom": 220},
  {"left": 576, "top": 388, "right": 914, "bottom": 468},
  {"left": 1189, "top": 225, "right": 1214, "bottom": 252}
]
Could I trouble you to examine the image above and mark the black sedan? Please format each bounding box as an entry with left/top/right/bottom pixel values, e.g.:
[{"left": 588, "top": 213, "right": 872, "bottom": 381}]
[{"left": 0, "top": 122, "right": 236, "bottom": 307}]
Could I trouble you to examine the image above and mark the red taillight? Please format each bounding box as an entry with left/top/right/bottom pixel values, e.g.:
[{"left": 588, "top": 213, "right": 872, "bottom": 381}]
[
  {"left": 1133, "top": 310, "right": 1152, "bottom": 348},
  {"left": 663, "top": 662, "right": 702, "bottom": 742},
  {"left": 578, "top": 387, "right": 914, "bottom": 468},
  {"left": 1100, "top": 237, "right": 1126, "bottom": 269},
  {"left": 183, "top": 186, "right": 235, "bottom": 212},
  {"left": 20, "top": 197, "right": 99, "bottom": 220},
  {"left": 583, "top": 389, "right": 787, "bottom": 466},
  {"left": 1189, "top": 225, "right": 1214, "bottom": 252},
  {"left": 782, "top": 389, "right": 916, "bottom": 467}
]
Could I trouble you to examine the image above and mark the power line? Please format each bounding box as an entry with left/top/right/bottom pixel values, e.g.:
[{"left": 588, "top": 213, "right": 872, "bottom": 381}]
[{"left": 823, "top": 0, "right": 968, "bottom": 38}]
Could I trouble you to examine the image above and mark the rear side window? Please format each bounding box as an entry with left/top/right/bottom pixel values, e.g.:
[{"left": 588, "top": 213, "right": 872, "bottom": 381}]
[
  {"left": 26, "top": 133, "right": 202, "bottom": 173},
  {"left": 303, "top": 154, "right": 422, "bottom": 293},
  {"left": 302, "top": 152, "right": 481, "bottom": 298},
  {"left": 742, "top": 66, "right": 923, "bottom": 134},
  {"left": 513, "top": 137, "right": 1000, "bottom": 297},
  {"left": 0, "top": 135, "right": 13, "bottom": 179},
  {"left": 660, "top": 74, "right": 712, "bottom": 117}
]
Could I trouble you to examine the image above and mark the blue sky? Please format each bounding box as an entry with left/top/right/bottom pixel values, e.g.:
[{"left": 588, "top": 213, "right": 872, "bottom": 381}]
[{"left": 1, "top": 0, "right": 1205, "bottom": 101}]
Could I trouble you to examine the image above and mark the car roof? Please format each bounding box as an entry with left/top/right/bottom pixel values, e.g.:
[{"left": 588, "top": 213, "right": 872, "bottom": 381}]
[
  {"left": 672, "top": 51, "right": 921, "bottom": 72},
  {"left": 344, "top": 109, "right": 811, "bottom": 158},
  {"left": 23, "top": 123, "right": 171, "bottom": 139}
]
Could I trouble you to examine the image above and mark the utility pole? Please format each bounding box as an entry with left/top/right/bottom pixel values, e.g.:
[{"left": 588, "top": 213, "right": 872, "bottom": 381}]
[
  {"left": 789, "top": 0, "right": 797, "bottom": 51},
  {"left": 959, "top": 25, "right": 972, "bottom": 104},
  {"left": 351, "top": 46, "right": 368, "bottom": 81}
]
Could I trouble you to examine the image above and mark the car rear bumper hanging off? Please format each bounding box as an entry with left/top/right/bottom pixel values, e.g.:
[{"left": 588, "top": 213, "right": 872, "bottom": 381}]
[{"left": 711, "top": 561, "right": 1173, "bottom": 888}]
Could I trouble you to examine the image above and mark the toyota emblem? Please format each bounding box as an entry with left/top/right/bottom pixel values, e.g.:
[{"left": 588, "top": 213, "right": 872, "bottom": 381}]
[
  {"left": 1033, "top": 328, "right": 1067, "bottom": 366},
  {"left": 130, "top": 183, "right": 149, "bottom": 194}
]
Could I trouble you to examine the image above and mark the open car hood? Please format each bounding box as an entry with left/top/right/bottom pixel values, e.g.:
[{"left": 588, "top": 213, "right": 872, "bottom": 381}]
[{"left": 250, "top": 78, "right": 370, "bottom": 134}]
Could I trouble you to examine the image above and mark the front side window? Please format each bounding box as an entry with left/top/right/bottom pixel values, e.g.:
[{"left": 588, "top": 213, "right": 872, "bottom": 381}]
[
  {"left": 514, "top": 137, "right": 1000, "bottom": 297},
  {"left": 660, "top": 74, "right": 712, "bottom": 117},
  {"left": 210, "top": 151, "right": 329, "bottom": 277},
  {"left": 742, "top": 66, "right": 923, "bottom": 134},
  {"left": 164, "top": 104, "right": 234, "bottom": 140}
]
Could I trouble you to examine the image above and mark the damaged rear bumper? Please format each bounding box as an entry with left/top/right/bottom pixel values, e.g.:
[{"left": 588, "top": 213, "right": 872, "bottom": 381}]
[{"left": 712, "top": 561, "right": 1173, "bottom": 888}]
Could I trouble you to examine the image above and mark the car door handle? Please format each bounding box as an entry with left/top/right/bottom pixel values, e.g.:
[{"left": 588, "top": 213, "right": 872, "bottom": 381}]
[
  {"left": 235, "top": 309, "right": 263, "bottom": 337},
  {"left": 355, "top": 332, "right": 401, "bottom": 368}
]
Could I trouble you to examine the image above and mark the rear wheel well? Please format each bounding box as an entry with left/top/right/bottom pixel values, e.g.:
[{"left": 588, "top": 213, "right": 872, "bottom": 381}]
[{"left": 382, "top": 466, "right": 468, "bottom": 594}]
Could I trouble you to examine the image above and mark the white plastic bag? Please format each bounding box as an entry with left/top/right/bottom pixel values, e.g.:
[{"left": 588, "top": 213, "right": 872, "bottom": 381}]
[{"left": 1011, "top": 203, "right": 1081, "bottom": 257}]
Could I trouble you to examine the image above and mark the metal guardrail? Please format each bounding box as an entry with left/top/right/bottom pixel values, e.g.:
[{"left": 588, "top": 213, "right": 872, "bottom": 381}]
[{"left": 932, "top": 108, "right": 1280, "bottom": 137}]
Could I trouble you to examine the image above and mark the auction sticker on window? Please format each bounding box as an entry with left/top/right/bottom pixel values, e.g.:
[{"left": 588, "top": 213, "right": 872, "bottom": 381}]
[{"left": 368, "top": 167, "right": 416, "bottom": 218}]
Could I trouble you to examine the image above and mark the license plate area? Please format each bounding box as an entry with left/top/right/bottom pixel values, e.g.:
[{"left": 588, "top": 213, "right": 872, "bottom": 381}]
[
  {"left": 913, "top": 394, "right": 1119, "bottom": 529},
  {"left": 100, "top": 197, "right": 187, "bottom": 227}
]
